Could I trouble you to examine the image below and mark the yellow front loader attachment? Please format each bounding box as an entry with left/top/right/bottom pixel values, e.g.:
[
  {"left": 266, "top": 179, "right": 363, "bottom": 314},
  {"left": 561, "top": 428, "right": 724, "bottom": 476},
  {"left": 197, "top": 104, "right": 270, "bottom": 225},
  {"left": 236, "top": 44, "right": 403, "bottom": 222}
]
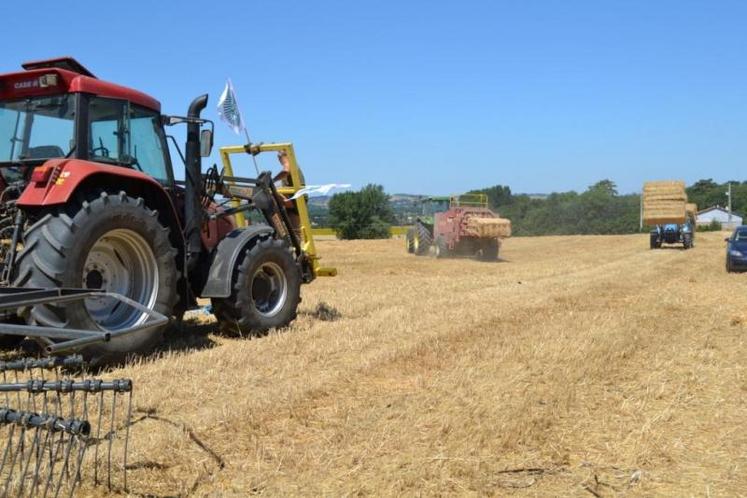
[{"left": 219, "top": 142, "right": 336, "bottom": 278}]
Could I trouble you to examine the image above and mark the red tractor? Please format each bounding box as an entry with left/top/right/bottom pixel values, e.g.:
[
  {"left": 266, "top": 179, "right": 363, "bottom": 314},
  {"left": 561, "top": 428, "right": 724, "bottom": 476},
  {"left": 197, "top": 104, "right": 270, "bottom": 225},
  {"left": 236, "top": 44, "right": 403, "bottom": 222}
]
[
  {"left": 406, "top": 194, "right": 511, "bottom": 260},
  {"left": 0, "top": 57, "right": 334, "bottom": 362}
]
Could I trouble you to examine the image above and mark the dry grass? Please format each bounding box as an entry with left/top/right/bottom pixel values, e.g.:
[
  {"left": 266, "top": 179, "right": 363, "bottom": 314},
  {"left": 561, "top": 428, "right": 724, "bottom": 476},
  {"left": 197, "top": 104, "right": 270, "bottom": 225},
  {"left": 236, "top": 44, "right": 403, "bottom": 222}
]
[{"left": 53, "top": 232, "right": 747, "bottom": 495}]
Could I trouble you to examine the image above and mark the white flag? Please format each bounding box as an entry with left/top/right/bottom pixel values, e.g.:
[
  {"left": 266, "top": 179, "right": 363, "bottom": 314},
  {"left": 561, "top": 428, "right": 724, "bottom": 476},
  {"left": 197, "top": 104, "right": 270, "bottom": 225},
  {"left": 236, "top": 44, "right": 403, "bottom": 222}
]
[
  {"left": 290, "top": 184, "right": 352, "bottom": 200},
  {"left": 217, "top": 79, "right": 245, "bottom": 135}
]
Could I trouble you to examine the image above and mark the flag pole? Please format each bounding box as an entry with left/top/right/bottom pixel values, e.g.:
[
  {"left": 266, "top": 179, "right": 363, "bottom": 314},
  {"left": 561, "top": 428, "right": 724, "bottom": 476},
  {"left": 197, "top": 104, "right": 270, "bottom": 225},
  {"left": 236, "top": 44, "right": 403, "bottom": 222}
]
[{"left": 243, "top": 127, "right": 260, "bottom": 176}]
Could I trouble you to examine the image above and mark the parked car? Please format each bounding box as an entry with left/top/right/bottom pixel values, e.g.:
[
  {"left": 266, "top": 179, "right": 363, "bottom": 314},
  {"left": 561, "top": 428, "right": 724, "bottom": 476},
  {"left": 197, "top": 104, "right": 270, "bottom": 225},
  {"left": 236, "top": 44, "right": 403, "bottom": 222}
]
[{"left": 725, "top": 226, "right": 747, "bottom": 272}]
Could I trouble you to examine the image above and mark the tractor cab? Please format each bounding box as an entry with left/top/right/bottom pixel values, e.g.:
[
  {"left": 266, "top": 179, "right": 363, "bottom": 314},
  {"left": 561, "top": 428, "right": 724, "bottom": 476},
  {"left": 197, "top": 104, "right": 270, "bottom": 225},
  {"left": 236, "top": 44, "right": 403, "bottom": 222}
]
[
  {"left": 0, "top": 57, "right": 213, "bottom": 188},
  {"left": 419, "top": 196, "right": 450, "bottom": 220}
]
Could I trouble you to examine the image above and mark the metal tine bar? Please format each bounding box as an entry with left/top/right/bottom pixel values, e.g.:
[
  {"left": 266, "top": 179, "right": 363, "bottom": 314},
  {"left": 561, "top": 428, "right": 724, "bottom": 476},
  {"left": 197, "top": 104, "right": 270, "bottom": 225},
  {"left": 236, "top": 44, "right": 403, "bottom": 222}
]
[
  {"left": 0, "top": 409, "right": 91, "bottom": 437},
  {"left": 0, "top": 379, "right": 133, "bottom": 394},
  {"left": 0, "top": 288, "right": 102, "bottom": 311},
  {"left": 0, "top": 355, "right": 84, "bottom": 373}
]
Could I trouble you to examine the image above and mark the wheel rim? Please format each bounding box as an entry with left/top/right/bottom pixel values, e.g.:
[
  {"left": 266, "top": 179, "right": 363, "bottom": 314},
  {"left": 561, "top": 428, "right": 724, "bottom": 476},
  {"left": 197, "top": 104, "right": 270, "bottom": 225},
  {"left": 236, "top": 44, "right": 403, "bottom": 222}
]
[
  {"left": 251, "top": 262, "right": 288, "bottom": 318},
  {"left": 83, "top": 229, "right": 159, "bottom": 330}
]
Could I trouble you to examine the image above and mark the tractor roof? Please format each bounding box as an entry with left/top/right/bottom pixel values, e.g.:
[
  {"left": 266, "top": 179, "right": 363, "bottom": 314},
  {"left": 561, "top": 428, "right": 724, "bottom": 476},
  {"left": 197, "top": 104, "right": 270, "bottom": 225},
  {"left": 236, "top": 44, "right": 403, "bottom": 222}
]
[{"left": 0, "top": 57, "right": 161, "bottom": 112}]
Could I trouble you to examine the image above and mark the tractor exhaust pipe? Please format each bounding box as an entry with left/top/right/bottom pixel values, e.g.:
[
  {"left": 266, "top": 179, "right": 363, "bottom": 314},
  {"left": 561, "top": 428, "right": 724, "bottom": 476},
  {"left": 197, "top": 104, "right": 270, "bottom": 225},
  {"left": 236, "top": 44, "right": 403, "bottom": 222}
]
[{"left": 185, "top": 94, "right": 208, "bottom": 270}]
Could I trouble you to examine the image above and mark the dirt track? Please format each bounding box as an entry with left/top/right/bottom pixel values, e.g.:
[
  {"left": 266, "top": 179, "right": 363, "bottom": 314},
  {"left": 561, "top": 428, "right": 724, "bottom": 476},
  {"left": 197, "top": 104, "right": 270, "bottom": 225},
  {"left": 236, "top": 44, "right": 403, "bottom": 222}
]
[{"left": 91, "top": 232, "right": 745, "bottom": 496}]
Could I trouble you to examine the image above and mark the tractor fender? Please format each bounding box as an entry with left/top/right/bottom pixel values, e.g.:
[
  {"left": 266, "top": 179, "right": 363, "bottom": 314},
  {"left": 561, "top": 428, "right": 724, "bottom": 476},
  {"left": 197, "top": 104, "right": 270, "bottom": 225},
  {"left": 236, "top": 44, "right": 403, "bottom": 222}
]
[
  {"left": 16, "top": 158, "right": 185, "bottom": 256},
  {"left": 200, "top": 225, "right": 275, "bottom": 298},
  {"left": 17, "top": 159, "right": 169, "bottom": 207}
]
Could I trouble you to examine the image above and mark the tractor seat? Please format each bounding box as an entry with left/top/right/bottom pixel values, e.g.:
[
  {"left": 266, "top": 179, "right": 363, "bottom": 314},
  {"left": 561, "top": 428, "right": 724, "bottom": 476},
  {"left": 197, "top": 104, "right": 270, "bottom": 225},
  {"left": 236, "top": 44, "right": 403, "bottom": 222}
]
[{"left": 24, "top": 145, "right": 65, "bottom": 159}]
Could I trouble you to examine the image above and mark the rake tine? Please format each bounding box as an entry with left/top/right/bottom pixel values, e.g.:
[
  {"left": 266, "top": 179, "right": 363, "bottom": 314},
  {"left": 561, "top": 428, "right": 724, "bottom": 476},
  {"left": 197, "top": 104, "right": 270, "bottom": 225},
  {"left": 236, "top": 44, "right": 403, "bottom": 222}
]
[
  {"left": 14, "top": 370, "right": 21, "bottom": 411},
  {"left": 3, "top": 423, "right": 26, "bottom": 496},
  {"left": 2, "top": 370, "right": 8, "bottom": 408},
  {"left": 0, "top": 358, "right": 133, "bottom": 496},
  {"left": 16, "top": 424, "right": 42, "bottom": 497},
  {"left": 123, "top": 389, "right": 133, "bottom": 492},
  {"left": 52, "top": 433, "right": 75, "bottom": 498},
  {"left": 0, "top": 423, "right": 15, "bottom": 477},
  {"left": 68, "top": 431, "right": 90, "bottom": 498},
  {"left": 107, "top": 390, "right": 117, "bottom": 491},
  {"left": 41, "top": 429, "right": 65, "bottom": 498},
  {"left": 71, "top": 389, "right": 89, "bottom": 494},
  {"left": 93, "top": 390, "right": 103, "bottom": 486},
  {"left": 29, "top": 424, "right": 53, "bottom": 498}
]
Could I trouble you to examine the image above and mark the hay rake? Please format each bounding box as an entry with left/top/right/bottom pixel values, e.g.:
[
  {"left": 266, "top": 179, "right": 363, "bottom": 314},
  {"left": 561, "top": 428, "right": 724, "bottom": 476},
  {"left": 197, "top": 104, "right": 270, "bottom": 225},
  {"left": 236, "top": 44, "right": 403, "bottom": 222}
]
[{"left": 0, "top": 355, "right": 132, "bottom": 496}]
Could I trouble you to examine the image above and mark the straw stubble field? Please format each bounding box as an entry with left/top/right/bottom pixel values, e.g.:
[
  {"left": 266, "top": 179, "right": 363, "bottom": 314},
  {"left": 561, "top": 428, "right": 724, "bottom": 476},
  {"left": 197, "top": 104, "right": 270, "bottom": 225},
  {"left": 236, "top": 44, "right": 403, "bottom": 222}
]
[{"left": 92, "top": 232, "right": 745, "bottom": 496}]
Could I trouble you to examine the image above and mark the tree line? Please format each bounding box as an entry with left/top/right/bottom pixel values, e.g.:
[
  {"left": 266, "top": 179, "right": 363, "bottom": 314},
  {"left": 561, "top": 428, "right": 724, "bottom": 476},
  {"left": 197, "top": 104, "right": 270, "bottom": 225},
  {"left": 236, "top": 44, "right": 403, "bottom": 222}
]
[{"left": 325, "top": 179, "right": 741, "bottom": 239}]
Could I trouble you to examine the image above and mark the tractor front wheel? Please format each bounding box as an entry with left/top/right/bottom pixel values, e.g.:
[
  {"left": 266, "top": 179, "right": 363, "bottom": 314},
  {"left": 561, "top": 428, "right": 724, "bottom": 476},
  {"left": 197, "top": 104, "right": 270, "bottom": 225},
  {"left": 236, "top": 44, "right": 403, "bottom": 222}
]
[
  {"left": 405, "top": 228, "right": 415, "bottom": 254},
  {"left": 13, "top": 191, "right": 178, "bottom": 362},
  {"left": 212, "top": 238, "right": 301, "bottom": 335}
]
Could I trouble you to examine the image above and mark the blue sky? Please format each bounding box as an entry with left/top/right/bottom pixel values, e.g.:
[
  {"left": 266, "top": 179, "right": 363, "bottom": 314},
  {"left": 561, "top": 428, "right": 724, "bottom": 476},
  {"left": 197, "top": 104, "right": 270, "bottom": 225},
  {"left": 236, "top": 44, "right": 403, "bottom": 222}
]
[{"left": 3, "top": 0, "right": 746, "bottom": 195}]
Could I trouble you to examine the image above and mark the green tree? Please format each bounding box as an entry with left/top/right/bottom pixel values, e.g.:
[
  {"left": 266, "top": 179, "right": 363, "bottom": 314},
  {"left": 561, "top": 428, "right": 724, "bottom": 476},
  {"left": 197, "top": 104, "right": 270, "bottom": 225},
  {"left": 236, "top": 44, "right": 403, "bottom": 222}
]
[{"left": 328, "top": 184, "right": 395, "bottom": 239}]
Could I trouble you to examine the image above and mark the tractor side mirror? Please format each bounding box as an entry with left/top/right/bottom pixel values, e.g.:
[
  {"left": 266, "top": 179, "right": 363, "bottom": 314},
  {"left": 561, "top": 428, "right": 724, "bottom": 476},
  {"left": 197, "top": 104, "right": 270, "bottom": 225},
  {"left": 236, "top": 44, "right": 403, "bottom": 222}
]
[{"left": 200, "top": 129, "right": 213, "bottom": 157}]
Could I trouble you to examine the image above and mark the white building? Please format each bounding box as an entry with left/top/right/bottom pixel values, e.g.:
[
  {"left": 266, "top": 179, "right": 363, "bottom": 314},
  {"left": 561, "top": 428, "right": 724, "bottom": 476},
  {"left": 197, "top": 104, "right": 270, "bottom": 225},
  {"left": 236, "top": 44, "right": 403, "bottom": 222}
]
[{"left": 696, "top": 206, "right": 743, "bottom": 230}]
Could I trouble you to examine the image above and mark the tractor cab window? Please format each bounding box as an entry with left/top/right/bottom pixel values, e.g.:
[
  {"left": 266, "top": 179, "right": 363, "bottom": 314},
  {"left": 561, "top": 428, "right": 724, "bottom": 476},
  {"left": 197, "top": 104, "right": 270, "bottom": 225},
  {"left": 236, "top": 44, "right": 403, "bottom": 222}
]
[
  {"left": 88, "top": 98, "right": 172, "bottom": 184},
  {"left": 129, "top": 106, "right": 171, "bottom": 183},
  {"left": 422, "top": 198, "right": 449, "bottom": 217},
  {"left": 0, "top": 95, "right": 75, "bottom": 181},
  {"left": 89, "top": 98, "right": 129, "bottom": 165}
]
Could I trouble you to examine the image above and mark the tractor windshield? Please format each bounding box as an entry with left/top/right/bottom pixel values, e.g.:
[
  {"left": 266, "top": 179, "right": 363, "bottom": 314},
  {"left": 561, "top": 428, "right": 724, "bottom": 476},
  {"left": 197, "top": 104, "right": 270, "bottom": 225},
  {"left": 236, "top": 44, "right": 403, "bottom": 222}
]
[
  {"left": 422, "top": 198, "right": 450, "bottom": 217},
  {"left": 0, "top": 94, "right": 75, "bottom": 180},
  {"left": 0, "top": 95, "right": 75, "bottom": 161}
]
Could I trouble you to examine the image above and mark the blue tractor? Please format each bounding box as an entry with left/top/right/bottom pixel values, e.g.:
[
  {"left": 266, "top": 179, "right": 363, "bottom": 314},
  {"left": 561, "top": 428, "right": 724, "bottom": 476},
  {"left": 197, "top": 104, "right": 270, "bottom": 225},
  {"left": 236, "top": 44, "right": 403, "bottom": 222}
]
[{"left": 650, "top": 222, "right": 694, "bottom": 249}]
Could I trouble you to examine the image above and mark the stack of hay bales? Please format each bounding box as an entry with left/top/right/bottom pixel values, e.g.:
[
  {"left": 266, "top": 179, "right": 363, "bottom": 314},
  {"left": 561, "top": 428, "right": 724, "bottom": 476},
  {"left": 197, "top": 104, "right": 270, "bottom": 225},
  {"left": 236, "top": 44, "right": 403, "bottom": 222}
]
[
  {"left": 642, "top": 181, "right": 688, "bottom": 225},
  {"left": 466, "top": 216, "right": 512, "bottom": 238}
]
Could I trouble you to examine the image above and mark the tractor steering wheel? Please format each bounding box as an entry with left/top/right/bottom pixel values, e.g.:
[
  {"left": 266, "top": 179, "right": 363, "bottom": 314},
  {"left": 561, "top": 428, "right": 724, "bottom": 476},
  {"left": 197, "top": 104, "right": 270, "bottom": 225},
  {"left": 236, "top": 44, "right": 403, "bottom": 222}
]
[{"left": 91, "top": 137, "right": 110, "bottom": 158}]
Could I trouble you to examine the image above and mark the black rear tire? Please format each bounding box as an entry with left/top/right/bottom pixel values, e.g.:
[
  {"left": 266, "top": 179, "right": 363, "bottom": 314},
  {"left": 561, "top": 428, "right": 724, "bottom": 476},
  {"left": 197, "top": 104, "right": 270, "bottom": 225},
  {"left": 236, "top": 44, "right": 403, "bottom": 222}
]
[
  {"left": 413, "top": 222, "right": 432, "bottom": 256},
  {"left": 479, "top": 239, "right": 500, "bottom": 261},
  {"left": 212, "top": 238, "right": 301, "bottom": 335},
  {"left": 683, "top": 233, "right": 693, "bottom": 249},
  {"left": 435, "top": 235, "right": 449, "bottom": 259},
  {"left": 12, "top": 191, "right": 178, "bottom": 363},
  {"left": 650, "top": 233, "right": 659, "bottom": 250}
]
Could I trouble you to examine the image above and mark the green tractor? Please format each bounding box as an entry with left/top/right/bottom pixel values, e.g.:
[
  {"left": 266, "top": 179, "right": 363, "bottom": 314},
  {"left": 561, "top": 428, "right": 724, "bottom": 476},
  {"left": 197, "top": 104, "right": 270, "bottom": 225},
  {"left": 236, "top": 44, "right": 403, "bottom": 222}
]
[
  {"left": 405, "top": 196, "right": 450, "bottom": 255},
  {"left": 406, "top": 194, "right": 511, "bottom": 260}
]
